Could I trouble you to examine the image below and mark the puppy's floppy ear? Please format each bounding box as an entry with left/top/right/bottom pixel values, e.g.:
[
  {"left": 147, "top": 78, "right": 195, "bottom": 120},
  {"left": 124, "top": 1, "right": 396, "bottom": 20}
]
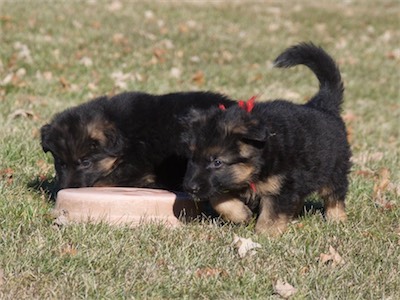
[
  {"left": 180, "top": 107, "right": 208, "bottom": 130},
  {"left": 40, "top": 124, "right": 53, "bottom": 153},
  {"left": 87, "top": 120, "right": 125, "bottom": 155},
  {"left": 240, "top": 119, "right": 268, "bottom": 148},
  {"left": 102, "top": 125, "right": 125, "bottom": 155},
  {"left": 180, "top": 107, "right": 214, "bottom": 147}
]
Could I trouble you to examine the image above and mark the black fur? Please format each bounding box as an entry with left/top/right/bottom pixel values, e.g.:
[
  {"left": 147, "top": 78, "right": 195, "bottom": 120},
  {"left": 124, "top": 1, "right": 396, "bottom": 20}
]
[
  {"left": 41, "top": 92, "right": 234, "bottom": 190},
  {"left": 182, "top": 43, "right": 351, "bottom": 236}
]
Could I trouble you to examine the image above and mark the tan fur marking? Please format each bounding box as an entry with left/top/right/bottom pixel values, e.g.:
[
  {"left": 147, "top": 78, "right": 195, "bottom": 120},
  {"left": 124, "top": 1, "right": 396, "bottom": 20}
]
[
  {"left": 238, "top": 142, "right": 254, "bottom": 158},
  {"left": 210, "top": 194, "right": 252, "bottom": 224},
  {"left": 255, "top": 196, "right": 290, "bottom": 237},
  {"left": 320, "top": 186, "right": 347, "bottom": 222},
  {"left": 231, "top": 163, "right": 255, "bottom": 183},
  {"left": 255, "top": 175, "right": 284, "bottom": 195},
  {"left": 87, "top": 120, "right": 115, "bottom": 145},
  {"left": 325, "top": 199, "right": 347, "bottom": 222},
  {"left": 87, "top": 122, "right": 107, "bottom": 144},
  {"left": 98, "top": 157, "right": 117, "bottom": 174},
  {"left": 139, "top": 174, "right": 156, "bottom": 185}
]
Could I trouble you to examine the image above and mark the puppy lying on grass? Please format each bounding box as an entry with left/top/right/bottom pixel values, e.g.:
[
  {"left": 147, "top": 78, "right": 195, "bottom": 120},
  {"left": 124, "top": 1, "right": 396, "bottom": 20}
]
[
  {"left": 41, "top": 92, "right": 234, "bottom": 190},
  {"left": 182, "top": 43, "right": 351, "bottom": 236}
]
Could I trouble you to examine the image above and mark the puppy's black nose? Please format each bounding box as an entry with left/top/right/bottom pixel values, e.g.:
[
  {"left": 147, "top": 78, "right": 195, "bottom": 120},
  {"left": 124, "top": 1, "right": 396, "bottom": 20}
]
[{"left": 184, "top": 182, "right": 200, "bottom": 194}]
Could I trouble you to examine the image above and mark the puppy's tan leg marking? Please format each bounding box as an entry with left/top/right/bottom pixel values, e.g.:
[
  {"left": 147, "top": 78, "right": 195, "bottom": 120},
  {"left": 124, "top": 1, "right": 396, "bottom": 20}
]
[
  {"left": 210, "top": 195, "right": 252, "bottom": 224},
  {"left": 325, "top": 199, "right": 347, "bottom": 222},
  {"left": 255, "top": 196, "right": 289, "bottom": 237},
  {"left": 320, "top": 187, "right": 347, "bottom": 222}
]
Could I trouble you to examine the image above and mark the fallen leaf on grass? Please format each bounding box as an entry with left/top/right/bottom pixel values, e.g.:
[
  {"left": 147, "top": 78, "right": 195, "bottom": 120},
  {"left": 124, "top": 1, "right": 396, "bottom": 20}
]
[
  {"left": 8, "top": 108, "right": 37, "bottom": 120},
  {"left": 232, "top": 234, "right": 261, "bottom": 258},
  {"left": 52, "top": 209, "right": 70, "bottom": 227},
  {"left": 192, "top": 70, "right": 205, "bottom": 86},
  {"left": 170, "top": 67, "right": 181, "bottom": 79},
  {"left": 0, "top": 168, "right": 14, "bottom": 185},
  {"left": 195, "top": 267, "right": 228, "bottom": 278},
  {"left": 342, "top": 111, "right": 358, "bottom": 123},
  {"left": 107, "top": 0, "right": 122, "bottom": 12},
  {"left": 351, "top": 151, "right": 384, "bottom": 167},
  {"left": 273, "top": 279, "right": 297, "bottom": 299},
  {"left": 319, "top": 245, "right": 345, "bottom": 268},
  {"left": 60, "top": 243, "right": 78, "bottom": 256}
]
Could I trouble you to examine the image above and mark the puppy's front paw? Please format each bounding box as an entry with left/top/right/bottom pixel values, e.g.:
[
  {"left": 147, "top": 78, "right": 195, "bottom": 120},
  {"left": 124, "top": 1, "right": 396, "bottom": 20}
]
[{"left": 211, "top": 195, "right": 252, "bottom": 224}]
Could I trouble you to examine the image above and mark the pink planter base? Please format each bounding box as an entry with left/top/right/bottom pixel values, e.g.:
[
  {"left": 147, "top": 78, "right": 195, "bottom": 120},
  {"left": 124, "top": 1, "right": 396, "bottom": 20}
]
[{"left": 53, "top": 187, "right": 205, "bottom": 227}]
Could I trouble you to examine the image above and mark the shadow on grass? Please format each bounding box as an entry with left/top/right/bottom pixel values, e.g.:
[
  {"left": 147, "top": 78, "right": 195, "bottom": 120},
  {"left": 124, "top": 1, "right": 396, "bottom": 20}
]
[
  {"left": 28, "top": 176, "right": 58, "bottom": 203},
  {"left": 301, "top": 198, "right": 325, "bottom": 218}
]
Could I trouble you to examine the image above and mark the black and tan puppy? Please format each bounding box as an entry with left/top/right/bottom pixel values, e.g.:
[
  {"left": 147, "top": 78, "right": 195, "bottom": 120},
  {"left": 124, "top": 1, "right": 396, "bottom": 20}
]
[
  {"left": 182, "top": 43, "right": 351, "bottom": 236},
  {"left": 41, "top": 92, "right": 234, "bottom": 190}
]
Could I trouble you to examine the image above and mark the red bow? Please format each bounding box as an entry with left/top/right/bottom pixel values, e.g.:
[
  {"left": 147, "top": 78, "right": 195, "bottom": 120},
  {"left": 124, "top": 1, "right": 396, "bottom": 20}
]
[
  {"left": 218, "top": 95, "right": 257, "bottom": 112},
  {"left": 238, "top": 95, "right": 256, "bottom": 112}
]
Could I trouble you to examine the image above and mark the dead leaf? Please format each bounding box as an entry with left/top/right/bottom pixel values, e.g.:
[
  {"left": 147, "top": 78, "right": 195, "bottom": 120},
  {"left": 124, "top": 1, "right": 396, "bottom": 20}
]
[
  {"left": 319, "top": 245, "right": 345, "bottom": 268},
  {"left": 192, "top": 70, "right": 205, "bottom": 86},
  {"left": 1, "top": 169, "right": 13, "bottom": 185},
  {"left": 153, "top": 48, "right": 166, "bottom": 63},
  {"left": 8, "top": 109, "right": 36, "bottom": 120},
  {"left": 59, "top": 76, "right": 70, "bottom": 89},
  {"left": 0, "top": 268, "right": 4, "bottom": 286},
  {"left": 111, "top": 71, "right": 134, "bottom": 89},
  {"left": 170, "top": 67, "right": 181, "bottom": 79},
  {"left": 273, "top": 279, "right": 297, "bottom": 299},
  {"left": 79, "top": 56, "right": 93, "bottom": 67},
  {"left": 13, "top": 41, "right": 33, "bottom": 64},
  {"left": 195, "top": 267, "right": 228, "bottom": 278},
  {"left": 60, "top": 243, "right": 78, "bottom": 256},
  {"left": 342, "top": 111, "right": 358, "bottom": 122},
  {"left": 107, "top": 0, "right": 122, "bottom": 12},
  {"left": 386, "top": 48, "right": 400, "bottom": 60},
  {"left": 144, "top": 10, "right": 155, "bottom": 20},
  {"left": 36, "top": 159, "right": 52, "bottom": 174},
  {"left": 351, "top": 152, "right": 384, "bottom": 167},
  {"left": 52, "top": 209, "right": 70, "bottom": 227},
  {"left": 232, "top": 234, "right": 261, "bottom": 258},
  {"left": 354, "top": 169, "right": 375, "bottom": 178}
]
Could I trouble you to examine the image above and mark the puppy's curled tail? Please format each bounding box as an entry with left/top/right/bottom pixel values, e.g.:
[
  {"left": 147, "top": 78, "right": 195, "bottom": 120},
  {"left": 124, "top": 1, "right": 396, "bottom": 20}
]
[{"left": 273, "top": 42, "right": 344, "bottom": 115}]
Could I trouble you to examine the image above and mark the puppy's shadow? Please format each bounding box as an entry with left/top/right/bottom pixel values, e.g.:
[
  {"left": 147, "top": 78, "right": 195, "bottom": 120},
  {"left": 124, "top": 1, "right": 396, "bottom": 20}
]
[
  {"left": 300, "top": 198, "right": 325, "bottom": 218},
  {"left": 28, "top": 176, "right": 58, "bottom": 203}
]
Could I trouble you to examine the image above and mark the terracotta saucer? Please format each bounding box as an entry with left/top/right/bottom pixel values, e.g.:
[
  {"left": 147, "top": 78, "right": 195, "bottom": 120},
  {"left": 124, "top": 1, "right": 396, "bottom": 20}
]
[{"left": 53, "top": 187, "right": 205, "bottom": 227}]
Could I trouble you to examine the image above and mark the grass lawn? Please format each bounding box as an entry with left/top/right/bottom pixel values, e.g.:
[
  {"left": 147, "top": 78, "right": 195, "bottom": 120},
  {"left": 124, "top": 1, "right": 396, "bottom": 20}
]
[{"left": 1, "top": 0, "right": 399, "bottom": 298}]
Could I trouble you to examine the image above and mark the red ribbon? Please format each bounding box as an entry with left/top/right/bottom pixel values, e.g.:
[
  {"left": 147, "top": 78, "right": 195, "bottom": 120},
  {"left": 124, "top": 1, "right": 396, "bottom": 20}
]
[
  {"left": 218, "top": 95, "right": 257, "bottom": 112},
  {"left": 238, "top": 95, "right": 256, "bottom": 112}
]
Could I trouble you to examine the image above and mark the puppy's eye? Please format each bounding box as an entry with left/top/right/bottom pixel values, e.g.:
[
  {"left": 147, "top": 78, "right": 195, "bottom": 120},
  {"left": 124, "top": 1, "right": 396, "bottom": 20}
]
[
  {"left": 212, "top": 159, "right": 223, "bottom": 169},
  {"left": 80, "top": 159, "right": 92, "bottom": 169}
]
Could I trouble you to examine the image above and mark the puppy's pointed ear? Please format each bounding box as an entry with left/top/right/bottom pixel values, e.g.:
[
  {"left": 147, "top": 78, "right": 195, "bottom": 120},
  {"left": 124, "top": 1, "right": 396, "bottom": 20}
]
[{"left": 40, "top": 124, "right": 53, "bottom": 152}]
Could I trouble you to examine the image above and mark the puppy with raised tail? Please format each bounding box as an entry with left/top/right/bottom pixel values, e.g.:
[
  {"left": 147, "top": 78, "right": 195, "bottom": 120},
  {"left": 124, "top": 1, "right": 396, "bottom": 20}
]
[{"left": 182, "top": 43, "right": 351, "bottom": 236}]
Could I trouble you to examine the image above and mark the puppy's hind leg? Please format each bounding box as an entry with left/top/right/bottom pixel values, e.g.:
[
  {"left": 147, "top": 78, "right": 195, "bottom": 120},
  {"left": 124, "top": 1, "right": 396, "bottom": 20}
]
[
  {"left": 320, "top": 182, "right": 348, "bottom": 223},
  {"left": 210, "top": 194, "right": 253, "bottom": 224}
]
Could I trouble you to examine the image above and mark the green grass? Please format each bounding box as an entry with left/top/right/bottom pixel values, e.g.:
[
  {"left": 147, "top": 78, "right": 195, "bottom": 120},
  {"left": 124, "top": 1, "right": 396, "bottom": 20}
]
[{"left": 1, "top": 0, "right": 399, "bottom": 298}]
